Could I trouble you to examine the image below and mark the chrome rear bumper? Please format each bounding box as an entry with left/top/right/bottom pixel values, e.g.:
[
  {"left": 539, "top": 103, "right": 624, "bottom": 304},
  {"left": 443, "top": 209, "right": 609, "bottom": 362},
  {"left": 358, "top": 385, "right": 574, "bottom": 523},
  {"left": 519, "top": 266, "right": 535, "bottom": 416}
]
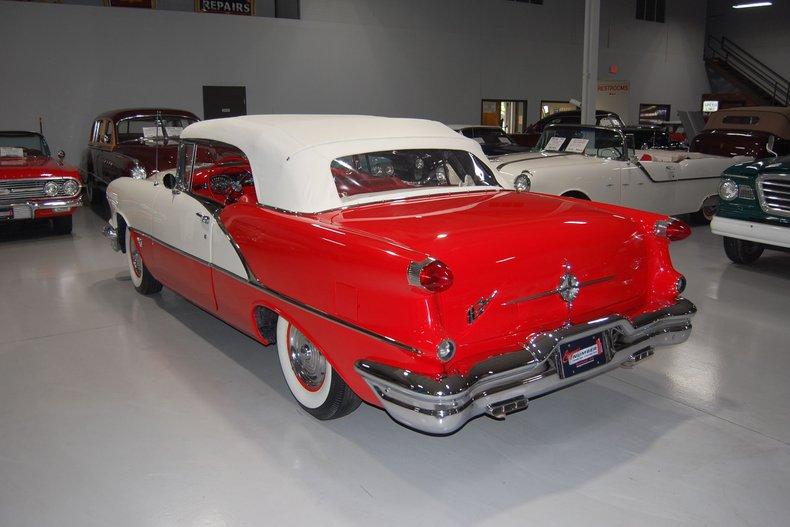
[{"left": 355, "top": 298, "right": 696, "bottom": 435}]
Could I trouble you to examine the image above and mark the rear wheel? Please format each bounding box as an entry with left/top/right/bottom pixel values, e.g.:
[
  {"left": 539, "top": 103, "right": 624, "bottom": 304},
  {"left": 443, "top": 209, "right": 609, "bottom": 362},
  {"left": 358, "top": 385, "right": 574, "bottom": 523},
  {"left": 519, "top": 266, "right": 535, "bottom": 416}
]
[
  {"left": 276, "top": 316, "right": 361, "bottom": 420},
  {"left": 723, "top": 236, "right": 764, "bottom": 264},
  {"left": 52, "top": 216, "right": 72, "bottom": 235},
  {"left": 126, "top": 228, "right": 162, "bottom": 295},
  {"left": 561, "top": 191, "right": 590, "bottom": 201}
]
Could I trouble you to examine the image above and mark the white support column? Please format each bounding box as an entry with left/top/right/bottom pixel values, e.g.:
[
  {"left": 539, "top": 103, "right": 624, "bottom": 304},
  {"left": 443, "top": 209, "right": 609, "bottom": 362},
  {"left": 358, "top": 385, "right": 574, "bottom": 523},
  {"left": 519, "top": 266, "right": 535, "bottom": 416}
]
[{"left": 581, "top": 0, "right": 601, "bottom": 125}]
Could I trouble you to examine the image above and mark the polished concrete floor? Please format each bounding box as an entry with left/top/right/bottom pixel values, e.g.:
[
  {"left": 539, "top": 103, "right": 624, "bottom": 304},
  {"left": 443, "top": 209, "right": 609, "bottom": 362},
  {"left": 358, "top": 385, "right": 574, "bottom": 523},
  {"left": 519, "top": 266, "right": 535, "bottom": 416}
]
[{"left": 1, "top": 207, "right": 789, "bottom": 527}]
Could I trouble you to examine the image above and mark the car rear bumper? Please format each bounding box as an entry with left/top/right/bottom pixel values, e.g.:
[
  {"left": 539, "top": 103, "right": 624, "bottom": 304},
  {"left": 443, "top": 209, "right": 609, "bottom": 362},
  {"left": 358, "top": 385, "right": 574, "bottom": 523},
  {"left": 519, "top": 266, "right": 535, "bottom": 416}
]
[
  {"left": 0, "top": 198, "right": 82, "bottom": 221},
  {"left": 355, "top": 298, "right": 696, "bottom": 435},
  {"left": 711, "top": 215, "right": 790, "bottom": 249}
]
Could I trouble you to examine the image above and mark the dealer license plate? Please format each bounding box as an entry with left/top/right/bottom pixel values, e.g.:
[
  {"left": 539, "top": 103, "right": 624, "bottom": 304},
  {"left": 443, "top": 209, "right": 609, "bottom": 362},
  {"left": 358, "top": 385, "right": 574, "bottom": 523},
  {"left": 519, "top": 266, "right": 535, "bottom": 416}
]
[{"left": 558, "top": 333, "right": 609, "bottom": 378}]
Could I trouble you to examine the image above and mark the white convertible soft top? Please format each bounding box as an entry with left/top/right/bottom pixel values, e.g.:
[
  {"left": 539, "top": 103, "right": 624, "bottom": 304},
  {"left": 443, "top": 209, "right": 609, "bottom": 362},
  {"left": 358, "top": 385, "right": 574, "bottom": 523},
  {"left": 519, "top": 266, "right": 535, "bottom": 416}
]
[{"left": 181, "top": 115, "right": 495, "bottom": 213}]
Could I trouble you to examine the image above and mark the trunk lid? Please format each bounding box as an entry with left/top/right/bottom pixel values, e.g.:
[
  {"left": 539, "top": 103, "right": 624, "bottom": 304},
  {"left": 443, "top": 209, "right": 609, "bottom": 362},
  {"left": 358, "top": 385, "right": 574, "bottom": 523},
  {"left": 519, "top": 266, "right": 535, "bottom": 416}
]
[{"left": 328, "top": 190, "right": 652, "bottom": 362}]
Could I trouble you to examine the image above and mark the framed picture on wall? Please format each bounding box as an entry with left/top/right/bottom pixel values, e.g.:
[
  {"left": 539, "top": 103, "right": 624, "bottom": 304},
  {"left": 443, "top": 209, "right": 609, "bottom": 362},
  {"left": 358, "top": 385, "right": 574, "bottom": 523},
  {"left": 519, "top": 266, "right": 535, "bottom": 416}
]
[{"left": 639, "top": 103, "right": 671, "bottom": 125}]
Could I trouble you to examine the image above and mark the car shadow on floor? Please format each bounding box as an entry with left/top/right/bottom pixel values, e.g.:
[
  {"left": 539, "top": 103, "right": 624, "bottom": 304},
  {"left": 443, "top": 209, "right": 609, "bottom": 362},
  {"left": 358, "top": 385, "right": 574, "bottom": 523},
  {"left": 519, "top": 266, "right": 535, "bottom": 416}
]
[
  {"left": 0, "top": 219, "right": 63, "bottom": 243},
  {"left": 93, "top": 279, "right": 696, "bottom": 520}
]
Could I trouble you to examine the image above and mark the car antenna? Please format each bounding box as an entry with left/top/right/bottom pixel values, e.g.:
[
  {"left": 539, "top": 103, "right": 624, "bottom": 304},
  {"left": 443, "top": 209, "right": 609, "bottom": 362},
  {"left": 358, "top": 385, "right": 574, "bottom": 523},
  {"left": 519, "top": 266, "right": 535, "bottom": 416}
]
[
  {"left": 38, "top": 116, "right": 43, "bottom": 135},
  {"left": 155, "top": 110, "right": 161, "bottom": 173}
]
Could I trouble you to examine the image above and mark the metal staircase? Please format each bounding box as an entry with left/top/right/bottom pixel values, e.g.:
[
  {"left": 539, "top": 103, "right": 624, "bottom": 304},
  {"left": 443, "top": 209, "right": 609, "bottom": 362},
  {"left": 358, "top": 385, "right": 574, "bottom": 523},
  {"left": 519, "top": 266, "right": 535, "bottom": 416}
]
[{"left": 704, "top": 35, "right": 789, "bottom": 107}]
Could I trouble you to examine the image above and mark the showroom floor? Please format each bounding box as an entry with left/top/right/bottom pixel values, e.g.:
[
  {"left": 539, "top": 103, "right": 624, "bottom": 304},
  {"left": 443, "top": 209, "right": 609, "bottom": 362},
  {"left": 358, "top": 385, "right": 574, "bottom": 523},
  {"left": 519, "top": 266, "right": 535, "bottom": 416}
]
[{"left": 1, "top": 207, "right": 789, "bottom": 527}]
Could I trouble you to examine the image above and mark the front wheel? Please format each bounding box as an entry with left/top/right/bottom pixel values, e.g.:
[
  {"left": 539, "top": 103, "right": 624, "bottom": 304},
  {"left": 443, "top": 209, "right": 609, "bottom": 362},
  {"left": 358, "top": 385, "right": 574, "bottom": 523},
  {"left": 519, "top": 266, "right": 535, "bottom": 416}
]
[
  {"left": 691, "top": 203, "right": 717, "bottom": 224},
  {"left": 126, "top": 228, "right": 162, "bottom": 295},
  {"left": 723, "top": 236, "right": 764, "bottom": 264},
  {"left": 276, "top": 316, "right": 361, "bottom": 420},
  {"left": 84, "top": 174, "right": 100, "bottom": 205}
]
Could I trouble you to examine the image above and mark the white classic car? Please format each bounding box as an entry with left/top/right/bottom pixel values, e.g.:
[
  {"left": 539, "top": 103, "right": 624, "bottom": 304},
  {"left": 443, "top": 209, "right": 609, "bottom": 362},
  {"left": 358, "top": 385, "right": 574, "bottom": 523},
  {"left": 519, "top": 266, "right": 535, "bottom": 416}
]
[{"left": 494, "top": 124, "right": 752, "bottom": 222}]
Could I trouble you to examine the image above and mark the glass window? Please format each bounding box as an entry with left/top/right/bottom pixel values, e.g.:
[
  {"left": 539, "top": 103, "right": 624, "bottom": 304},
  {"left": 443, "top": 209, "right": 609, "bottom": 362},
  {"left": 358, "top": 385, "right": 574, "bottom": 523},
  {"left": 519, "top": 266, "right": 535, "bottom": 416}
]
[
  {"left": 330, "top": 149, "right": 499, "bottom": 198},
  {"left": 0, "top": 133, "right": 50, "bottom": 157},
  {"left": 537, "top": 126, "right": 625, "bottom": 159},
  {"left": 722, "top": 115, "right": 760, "bottom": 125},
  {"left": 476, "top": 127, "right": 516, "bottom": 145},
  {"left": 188, "top": 141, "right": 255, "bottom": 206},
  {"left": 101, "top": 120, "right": 114, "bottom": 144},
  {"left": 90, "top": 120, "right": 102, "bottom": 143},
  {"left": 115, "top": 115, "right": 198, "bottom": 144}
]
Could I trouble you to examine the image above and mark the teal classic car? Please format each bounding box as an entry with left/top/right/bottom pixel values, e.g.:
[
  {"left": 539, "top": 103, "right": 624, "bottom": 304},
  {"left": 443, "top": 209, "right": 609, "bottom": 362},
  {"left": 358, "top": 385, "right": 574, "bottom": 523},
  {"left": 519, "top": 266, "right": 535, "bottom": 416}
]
[{"left": 711, "top": 156, "right": 790, "bottom": 263}]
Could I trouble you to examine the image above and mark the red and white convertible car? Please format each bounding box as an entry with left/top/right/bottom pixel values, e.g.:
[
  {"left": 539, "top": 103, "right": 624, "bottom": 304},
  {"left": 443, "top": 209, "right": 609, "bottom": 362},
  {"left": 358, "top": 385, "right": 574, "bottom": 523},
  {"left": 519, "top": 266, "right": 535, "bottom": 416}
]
[{"left": 103, "top": 115, "right": 696, "bottom": 434}]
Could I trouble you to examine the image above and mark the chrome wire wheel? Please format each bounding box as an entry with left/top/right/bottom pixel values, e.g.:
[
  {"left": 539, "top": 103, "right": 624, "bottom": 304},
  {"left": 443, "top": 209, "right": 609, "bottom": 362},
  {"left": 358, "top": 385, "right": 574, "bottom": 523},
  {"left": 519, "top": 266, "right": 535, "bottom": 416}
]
[{"left": 288, "top": 324, "right": 327, "bottom": 392}]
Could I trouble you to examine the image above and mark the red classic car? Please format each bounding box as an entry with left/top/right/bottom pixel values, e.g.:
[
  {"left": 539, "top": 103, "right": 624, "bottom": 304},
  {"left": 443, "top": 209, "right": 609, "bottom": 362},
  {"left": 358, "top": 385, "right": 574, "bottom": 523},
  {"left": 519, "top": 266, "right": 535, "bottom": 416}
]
[
  {"left": 690, "top": 106, "right": 790, "bottom": 158},
  {"left": 1, "top": 131, "right": 82, "bottom": 234},
  {"left": 81, "top": 108, "right": 199, "bottom": 203},
  {"left": 102, "top": 115, "right": 695, "bottom": 434}
]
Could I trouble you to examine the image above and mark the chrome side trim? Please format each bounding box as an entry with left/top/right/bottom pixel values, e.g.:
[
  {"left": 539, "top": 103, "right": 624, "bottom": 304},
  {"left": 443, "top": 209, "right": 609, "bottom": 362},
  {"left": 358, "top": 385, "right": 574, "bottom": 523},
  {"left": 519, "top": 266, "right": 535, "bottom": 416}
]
[
  {"left": 355, "top": 297, "right": 696, "bottom": 434},
  {"left": 503, "top": 275, "right": 614, "bottom": 306},
  {"left": 125, "top": 228, "right": 421, "bottom": 356}
]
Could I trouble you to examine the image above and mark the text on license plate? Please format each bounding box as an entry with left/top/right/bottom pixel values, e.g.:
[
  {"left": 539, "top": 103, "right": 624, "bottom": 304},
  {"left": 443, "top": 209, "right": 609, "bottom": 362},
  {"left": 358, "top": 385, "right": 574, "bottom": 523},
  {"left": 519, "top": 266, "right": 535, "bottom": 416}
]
[{"left": 566, "top": 341, "right": 603, "bottom": 366}]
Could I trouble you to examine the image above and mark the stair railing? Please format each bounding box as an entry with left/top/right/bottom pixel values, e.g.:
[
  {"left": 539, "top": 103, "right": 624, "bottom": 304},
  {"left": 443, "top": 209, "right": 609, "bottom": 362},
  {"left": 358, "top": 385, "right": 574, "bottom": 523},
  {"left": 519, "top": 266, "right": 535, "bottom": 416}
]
[{"left": 705, "top": 35, "right": 789, "bottom": 107}]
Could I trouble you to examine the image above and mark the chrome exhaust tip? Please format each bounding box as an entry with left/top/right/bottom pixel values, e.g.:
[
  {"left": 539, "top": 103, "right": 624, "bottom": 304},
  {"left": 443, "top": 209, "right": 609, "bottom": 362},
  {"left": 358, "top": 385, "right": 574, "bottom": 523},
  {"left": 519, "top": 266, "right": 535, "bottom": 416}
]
[{"left": 621, "top": 347, "right": 654, "bottom": 368}]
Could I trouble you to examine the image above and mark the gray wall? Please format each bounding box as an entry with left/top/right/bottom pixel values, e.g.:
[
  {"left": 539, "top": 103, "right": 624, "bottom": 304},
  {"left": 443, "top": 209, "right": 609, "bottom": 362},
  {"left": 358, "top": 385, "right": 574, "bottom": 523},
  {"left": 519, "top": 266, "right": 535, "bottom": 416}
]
[
  {"left": 706, "top": 0, "right": 790, "bottom": 80},
  {"left": 0, "top": 0, "right": 710, "bottom": 159}
]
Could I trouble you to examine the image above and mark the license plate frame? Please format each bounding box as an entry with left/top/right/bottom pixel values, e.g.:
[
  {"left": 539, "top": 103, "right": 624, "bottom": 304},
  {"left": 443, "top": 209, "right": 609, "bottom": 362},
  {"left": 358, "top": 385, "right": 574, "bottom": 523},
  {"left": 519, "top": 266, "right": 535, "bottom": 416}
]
[{"left": 557, "top": 332, "right": 610, "bottom": 379}]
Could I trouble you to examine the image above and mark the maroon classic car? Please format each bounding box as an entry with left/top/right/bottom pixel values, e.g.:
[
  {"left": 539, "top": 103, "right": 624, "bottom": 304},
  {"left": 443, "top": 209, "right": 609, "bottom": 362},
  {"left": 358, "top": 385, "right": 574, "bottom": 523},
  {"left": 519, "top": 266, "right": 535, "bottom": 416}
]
[
  {"left": 81, "top": 108, "right": 199, "bottom": 203},
  {"left": 690, "top": 106, "right": 790, "bottom": 159}
]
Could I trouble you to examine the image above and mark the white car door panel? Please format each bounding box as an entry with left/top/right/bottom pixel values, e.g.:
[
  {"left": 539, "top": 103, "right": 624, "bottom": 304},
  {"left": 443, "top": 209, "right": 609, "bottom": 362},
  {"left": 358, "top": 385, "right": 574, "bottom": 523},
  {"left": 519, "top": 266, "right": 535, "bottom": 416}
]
[{"left": 211, "top": 219, "right": 248, "bottom": 279}]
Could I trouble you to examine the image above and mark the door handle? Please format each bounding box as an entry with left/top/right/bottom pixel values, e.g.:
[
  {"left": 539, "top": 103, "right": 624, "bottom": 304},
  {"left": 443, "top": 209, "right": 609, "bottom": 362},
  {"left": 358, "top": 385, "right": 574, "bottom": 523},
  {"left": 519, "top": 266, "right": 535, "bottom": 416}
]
[{"left": 196, "top": 212, "right": 210, "bottom": 224}]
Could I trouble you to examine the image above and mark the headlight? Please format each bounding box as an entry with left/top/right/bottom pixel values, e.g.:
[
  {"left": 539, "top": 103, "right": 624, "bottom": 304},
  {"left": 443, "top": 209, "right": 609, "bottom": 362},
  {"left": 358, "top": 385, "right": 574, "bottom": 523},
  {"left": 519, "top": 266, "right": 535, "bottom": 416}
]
[
  {"left": 514, "top": 171, "right": 532, "bottom": 192},
  {"left": 62, "top": 179, "right": 80, "bottom": 196},
  {"left": 718, "top": 179, "right": 738, "bottom": 201},
  {"left": 130, "top": 164, "right": 147, "bottom": 180},
  {"left": 43, "top": 181, "right": 59, "bottom": 197}
]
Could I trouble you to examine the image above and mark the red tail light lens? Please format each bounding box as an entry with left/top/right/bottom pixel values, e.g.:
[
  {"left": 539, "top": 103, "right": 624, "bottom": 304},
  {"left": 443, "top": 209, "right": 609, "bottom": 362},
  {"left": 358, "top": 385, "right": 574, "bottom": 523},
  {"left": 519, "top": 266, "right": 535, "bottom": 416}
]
[
  {"left": 408, "top": 258, "right": 454, "bottom": 293},
  {"left": 655, "top": 218, "right": 691, "bottom": 241}
]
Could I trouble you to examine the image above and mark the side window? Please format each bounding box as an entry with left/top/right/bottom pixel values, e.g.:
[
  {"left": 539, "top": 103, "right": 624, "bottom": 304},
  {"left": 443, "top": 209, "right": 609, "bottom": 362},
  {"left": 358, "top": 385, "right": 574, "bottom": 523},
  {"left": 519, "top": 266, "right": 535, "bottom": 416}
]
[
  {"left": 90, "top": 120, "right": 102, "bottom": 143},
  {"left": 101, "top": 120, "right": 115, "bottom": 145},
  {"left": 188, "top": 141, "right": 254, "bottom": 206}
]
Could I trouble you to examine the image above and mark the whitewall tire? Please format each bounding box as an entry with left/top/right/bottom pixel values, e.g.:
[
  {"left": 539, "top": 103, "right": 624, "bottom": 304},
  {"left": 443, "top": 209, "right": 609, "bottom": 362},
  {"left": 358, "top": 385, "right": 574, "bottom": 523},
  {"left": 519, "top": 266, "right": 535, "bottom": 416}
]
[
  {"left": 275, "top": 316, "right": 361, "bottom": 420},
  {"left": 125, "top": 228, "right": 162, "bottom": 295}
]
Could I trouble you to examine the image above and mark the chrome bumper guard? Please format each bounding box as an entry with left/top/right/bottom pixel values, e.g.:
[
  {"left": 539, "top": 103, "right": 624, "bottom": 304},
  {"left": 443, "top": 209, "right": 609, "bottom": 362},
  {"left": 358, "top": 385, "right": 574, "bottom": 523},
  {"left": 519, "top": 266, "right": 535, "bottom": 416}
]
[
  {"left": 355, "top": 298, "right": 696, "bottom": 435},
  {"left": 102, "top": 224, "right": 121, "bottom": 252}
]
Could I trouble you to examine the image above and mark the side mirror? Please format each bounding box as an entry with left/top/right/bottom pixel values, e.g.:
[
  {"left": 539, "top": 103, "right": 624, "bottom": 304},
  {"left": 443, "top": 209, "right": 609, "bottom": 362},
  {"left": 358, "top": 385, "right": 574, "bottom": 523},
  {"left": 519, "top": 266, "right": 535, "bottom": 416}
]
[
  {"left": 162, "top": 173, "right": 179, "bottom": 190},
  {"left": 57, "top": 150, "right": 65, "bottom": 161}
]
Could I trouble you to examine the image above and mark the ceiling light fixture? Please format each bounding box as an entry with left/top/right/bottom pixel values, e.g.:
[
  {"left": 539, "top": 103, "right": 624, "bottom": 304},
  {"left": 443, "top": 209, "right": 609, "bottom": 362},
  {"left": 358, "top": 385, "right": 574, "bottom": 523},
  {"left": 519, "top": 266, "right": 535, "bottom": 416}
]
[{"left": 732, "top": 2, "right": 772, "bottom": 8}]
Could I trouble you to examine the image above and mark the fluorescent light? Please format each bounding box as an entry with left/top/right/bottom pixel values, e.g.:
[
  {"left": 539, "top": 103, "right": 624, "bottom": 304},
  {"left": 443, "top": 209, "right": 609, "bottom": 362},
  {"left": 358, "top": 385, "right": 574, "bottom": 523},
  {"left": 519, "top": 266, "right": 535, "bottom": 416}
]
[{"left": 733, "top": 2, "right": 772, "bottom": 8}]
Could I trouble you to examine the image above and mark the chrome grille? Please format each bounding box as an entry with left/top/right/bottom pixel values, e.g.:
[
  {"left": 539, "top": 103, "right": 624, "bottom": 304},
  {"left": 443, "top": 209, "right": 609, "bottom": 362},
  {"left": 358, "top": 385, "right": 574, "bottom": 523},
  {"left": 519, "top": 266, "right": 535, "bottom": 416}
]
[
  {"left": 757, "top": 173, "right": 790, "bottom": 218},
  {"left": 0, "top": 179, "right": 47, "bottom": 203}
]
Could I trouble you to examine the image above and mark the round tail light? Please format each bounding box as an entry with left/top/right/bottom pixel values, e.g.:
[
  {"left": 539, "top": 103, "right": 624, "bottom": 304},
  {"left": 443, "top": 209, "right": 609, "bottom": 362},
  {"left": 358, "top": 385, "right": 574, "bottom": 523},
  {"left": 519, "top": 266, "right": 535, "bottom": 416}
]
[{"left": 407, "top": 258, "right": 454, "bottom": 293}]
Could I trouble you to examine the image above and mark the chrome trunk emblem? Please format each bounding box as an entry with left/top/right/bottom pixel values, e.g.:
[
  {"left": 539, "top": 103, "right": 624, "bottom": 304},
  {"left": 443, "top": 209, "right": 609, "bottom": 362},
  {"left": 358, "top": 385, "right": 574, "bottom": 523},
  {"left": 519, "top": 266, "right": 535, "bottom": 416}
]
[
  {"left": 557, "top": 262, "right": 580, "bottom": 305},
  {"left": 467, "top": 290, "right": 498, "bottom": 324}
]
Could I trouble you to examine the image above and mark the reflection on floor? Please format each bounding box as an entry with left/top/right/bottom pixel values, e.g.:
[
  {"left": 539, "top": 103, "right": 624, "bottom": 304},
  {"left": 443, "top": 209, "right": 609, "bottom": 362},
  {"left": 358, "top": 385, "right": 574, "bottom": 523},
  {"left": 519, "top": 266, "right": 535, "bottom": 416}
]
[{"left": 1, "top": 208, "right": 789, "bottom": 526}]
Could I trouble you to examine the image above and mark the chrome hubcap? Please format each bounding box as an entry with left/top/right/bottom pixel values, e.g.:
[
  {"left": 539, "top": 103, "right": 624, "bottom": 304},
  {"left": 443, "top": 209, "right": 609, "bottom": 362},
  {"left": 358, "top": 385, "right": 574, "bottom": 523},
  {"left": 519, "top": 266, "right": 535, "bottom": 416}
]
[
  {"left": 288, "top": 325, "right": 326, "bottom": 391},
  {"left": 129, "top": 237, "right": 143, "bottom": 278}
]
